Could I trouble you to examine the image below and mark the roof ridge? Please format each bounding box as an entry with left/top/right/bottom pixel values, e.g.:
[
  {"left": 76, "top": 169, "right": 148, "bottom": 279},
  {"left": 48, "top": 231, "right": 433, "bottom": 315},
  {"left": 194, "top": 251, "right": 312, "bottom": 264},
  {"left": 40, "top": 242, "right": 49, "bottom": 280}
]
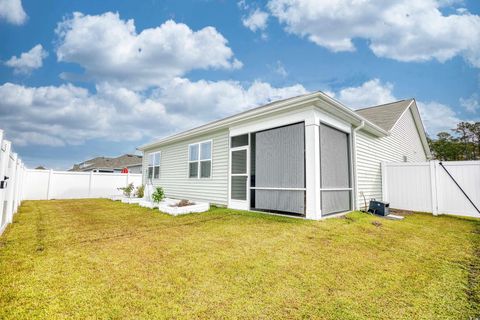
[{"left": 355, "top": 98, "right": 412, "bottom": 111}]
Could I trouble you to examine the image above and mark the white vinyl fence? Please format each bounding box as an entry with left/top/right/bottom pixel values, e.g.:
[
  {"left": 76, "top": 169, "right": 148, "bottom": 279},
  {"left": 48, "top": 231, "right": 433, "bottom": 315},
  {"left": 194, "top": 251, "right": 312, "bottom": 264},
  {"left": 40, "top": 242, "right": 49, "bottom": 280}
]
[
  {"left": 383, "top": 161, "right": 480, "bottom": 218},
  {"left": 23, "top": 169, "right": 141, "bottom": 200},
  {"left": 0, "top": 130, "right": 27, "bottom": 235}
]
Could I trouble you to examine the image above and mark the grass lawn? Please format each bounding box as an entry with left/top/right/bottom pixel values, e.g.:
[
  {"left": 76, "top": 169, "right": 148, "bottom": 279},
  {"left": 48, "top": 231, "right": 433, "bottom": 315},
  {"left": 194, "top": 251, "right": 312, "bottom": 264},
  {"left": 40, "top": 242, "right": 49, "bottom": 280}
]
[{"left": 1, "top": 199, "right": 480, "bottom": 319}]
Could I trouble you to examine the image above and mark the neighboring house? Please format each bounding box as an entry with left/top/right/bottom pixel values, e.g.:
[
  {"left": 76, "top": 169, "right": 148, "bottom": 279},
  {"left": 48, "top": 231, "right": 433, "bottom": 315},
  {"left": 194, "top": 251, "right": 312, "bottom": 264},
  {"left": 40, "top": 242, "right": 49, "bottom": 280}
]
[
  {"left": 70, "top": 154, "right": 143, "bottom": 173},
  {"left": 137, "top": 92, "right": 430, "bottom": 220}
]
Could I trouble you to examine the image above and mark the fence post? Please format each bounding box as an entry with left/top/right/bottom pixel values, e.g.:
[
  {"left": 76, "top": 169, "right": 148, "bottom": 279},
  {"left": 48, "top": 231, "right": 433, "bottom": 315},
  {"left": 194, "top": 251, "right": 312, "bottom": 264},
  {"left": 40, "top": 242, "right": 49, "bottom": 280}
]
[
  {"left": 381, "top": 161, "right": 388, "bottom": 202},
  {"left": 0, "top": 140, "right": 12, "bottom": 226},
  {"left": 6, "top": 153, "right": 18, "bottom": 223},
  {"left": 429, "top": 161, "right": 438, "bottom": 215},
  {"left": 88, "top": 171, "right": 94, "bottom": 197},
  {"left": 127, "top": 172, "right": 130, "bottom": 185},
  {"left": 46, "top": 169, "right": 53, "bottom": 200}
]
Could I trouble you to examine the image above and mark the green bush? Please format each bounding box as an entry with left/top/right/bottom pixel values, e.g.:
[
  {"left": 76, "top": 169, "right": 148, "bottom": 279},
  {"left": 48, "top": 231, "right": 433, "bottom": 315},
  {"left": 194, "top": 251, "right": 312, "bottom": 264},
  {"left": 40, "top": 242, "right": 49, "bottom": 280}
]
[
  {"left": 151, "top": 187, "right": 165, "bottom": 203},
  {"left": 118, "top": 183, "right": 134, "bottom": 198},
  {"left": 135, "top": 185, "right": 145, "bottom": 198}
]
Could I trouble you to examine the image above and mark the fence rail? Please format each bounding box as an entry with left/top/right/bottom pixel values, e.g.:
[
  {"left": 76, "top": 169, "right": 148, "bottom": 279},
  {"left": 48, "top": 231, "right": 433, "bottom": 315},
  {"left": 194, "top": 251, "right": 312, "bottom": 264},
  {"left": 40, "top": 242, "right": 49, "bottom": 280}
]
[{"left": 382, "top": 160, "right": 480, "bottom": 217}]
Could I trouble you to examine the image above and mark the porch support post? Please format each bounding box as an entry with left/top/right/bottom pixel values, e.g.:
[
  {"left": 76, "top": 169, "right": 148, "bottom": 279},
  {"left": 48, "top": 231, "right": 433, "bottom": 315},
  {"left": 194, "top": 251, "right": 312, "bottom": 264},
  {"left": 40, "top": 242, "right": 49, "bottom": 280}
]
[{"left": 305, "top": 114, "right": 321, "bottom": 220}]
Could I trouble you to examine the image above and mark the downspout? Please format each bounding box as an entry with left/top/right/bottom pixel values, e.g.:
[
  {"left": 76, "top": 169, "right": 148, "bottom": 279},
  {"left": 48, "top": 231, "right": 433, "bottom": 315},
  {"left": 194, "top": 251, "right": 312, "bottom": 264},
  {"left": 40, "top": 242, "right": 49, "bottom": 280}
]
[{"left": 352, "top": 121, "right": 365, "bottom": 211}]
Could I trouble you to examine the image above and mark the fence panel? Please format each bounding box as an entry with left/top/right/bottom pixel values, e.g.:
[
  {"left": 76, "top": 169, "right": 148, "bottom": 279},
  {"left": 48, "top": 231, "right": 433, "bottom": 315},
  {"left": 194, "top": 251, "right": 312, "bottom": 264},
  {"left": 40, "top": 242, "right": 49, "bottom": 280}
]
[
  {"left": 384, "top": 162, "right": 433, "bottom": 213},
  {"left": 383, "top": 160, "right": 480, "bottom": 218},
  {"left": 23, "top": 169, "right": 142, "bottom": 200},
  {"left": 436, "top": 161, "right": 480, "bottom": 217}
]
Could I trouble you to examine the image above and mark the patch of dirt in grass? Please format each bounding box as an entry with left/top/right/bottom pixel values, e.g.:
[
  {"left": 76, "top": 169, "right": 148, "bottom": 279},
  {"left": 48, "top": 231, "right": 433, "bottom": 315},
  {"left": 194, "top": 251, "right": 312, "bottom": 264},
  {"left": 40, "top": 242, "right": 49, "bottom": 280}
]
[
  {"left": 389, "top": 208, "right": 414, "bottom": 216},
  {"left": 372, "top": 221, "right": 382, "bottom": 228}
]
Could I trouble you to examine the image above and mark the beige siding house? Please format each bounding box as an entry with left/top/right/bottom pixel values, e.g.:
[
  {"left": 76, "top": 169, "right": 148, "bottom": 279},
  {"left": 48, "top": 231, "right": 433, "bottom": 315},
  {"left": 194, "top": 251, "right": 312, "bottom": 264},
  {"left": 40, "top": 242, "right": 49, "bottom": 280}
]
[{"left": 138, "top": 92, "right": 430, "bottom": 220}]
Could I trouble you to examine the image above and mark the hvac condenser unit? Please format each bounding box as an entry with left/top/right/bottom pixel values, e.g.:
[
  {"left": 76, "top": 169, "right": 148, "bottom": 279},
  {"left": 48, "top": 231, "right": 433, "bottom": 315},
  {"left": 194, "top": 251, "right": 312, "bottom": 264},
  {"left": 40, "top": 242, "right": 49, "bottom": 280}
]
[{"left": 368, "top": 200, "right": 390, "bottom": 216}]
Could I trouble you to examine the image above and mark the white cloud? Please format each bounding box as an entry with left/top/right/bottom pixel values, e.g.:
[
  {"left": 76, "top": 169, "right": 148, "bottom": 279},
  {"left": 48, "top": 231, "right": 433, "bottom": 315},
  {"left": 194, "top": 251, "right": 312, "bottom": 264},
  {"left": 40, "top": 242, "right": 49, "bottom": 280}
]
[
  {"left": 5, "top": 44, "right": 48, "bottom": 74},
  {"left": 417, "top": 101, "right": 462, "bottom": 135},
  {"left": 460, "top": 93, "right": 479, "bottom": 113},
  {"left": 272, "top": 60, "right": 287, "bottom": 77},
  {"left": 0, "top": 80, "right": 306, "bottom": 147},
  {"left": 332, "top": 78, "right": 465, "bottom": 135},
  {"left": 0, "top": 0, "right": 27, "bottom": 25},
  {"left": 333, "top": 79, "right": 396, "bottom": 109},
  {"left": 55, "top": 12, "right": 242, "bottom": 89},
  {"left": 242, "top": 9, "right": 269, "bottom": 32},
  {"left": 157, "top": 78, "right": 307, "bottom": 119},
  {"left": 268, "top": 0, "right": 480, "bottom": 67}
]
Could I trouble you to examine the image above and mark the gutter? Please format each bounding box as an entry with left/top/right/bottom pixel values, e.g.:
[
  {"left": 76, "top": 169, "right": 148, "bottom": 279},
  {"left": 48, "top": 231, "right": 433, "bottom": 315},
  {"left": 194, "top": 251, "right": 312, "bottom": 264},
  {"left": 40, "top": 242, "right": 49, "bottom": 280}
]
[{"left": 352, "top": 120, "right": 365, "bottom": 211}]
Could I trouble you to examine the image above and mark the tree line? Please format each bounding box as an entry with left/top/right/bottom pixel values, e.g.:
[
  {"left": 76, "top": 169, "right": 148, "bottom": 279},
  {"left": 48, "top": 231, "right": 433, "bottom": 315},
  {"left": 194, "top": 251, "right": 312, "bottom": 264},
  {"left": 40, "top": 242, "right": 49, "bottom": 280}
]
[{"left": 428, "top": 122, "right": 480, "bottom": 160}]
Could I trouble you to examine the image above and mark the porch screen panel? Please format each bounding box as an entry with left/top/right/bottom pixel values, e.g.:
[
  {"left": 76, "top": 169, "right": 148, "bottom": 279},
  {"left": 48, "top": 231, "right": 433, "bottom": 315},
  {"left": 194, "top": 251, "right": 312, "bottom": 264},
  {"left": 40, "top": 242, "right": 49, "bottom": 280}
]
[
  {"left": 321, "top": 191, "right": 351, "bottom": 215},
  {"left": 254, "top": 122, "right": 305, "bottom": 214},
  {"left": 320, "top": 124, "right": 351, "bottom": 215},
  {"left": 255, "top": 190, "right": 305, "bottom": 214}
]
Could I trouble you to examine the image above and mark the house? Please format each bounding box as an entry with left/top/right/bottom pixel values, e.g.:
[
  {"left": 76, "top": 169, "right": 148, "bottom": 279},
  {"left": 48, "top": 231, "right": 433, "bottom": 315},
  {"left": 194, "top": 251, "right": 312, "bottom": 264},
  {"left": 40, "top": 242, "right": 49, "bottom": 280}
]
[
  {"left": 69, "top": 154, "right": 143, "bottom": 173},
  {"left": 137, "top": 92, "right": 431, "bottom": 220}
]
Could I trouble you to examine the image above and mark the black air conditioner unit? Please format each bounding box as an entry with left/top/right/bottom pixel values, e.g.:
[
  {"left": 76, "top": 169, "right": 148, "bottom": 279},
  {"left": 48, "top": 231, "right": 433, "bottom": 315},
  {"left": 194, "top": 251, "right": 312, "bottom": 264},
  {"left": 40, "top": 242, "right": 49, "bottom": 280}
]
[{"left": 368, "top": 200, "right": 390, "bottom": 216}]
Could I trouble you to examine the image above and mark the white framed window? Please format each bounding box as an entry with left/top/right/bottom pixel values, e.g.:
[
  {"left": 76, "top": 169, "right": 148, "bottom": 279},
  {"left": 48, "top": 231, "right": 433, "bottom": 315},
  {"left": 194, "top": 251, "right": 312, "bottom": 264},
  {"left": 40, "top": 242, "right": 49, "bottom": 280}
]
[
  {"left": 147, "top": 152, "right": 161, "bottom": 179},
  {"left": 189, "top": 140, "right": 212, "bottom": 178}
]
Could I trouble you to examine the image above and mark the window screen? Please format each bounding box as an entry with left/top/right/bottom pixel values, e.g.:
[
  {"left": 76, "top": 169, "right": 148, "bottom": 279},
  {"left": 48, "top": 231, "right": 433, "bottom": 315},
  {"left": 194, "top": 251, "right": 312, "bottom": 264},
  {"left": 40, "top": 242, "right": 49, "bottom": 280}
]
[
  {"left": 255, "top": 123, "right": 305, "bottom": 189},
  {"left": 253, "top": 123, "right": 305, "bottom": 214},
  {"left": 232, "top": 149, "right": 247, "bottom": 174},
  {"left": 319, "top": 124, "right": 351, "bottom": 215},
  {"left": 189, "top": 162, "right": 198, "bottom": 178},
  {"left": 231, "top": 134, "right": 249, "bottom": 148},
  {"left": 231, "top": 176, "right": 247, "bottom": 200}
]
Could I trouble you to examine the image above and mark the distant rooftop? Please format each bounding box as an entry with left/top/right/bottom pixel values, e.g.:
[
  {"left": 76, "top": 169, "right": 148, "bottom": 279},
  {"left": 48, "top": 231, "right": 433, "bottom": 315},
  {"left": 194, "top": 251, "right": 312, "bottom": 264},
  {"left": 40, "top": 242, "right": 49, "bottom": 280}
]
[{"left": 70, "top": 154, "right": 142, "bottom": 172}]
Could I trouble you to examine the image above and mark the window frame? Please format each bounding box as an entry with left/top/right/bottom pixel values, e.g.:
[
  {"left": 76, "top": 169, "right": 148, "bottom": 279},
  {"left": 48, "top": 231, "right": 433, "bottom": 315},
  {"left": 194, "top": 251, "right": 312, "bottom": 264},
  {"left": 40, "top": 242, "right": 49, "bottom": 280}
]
[
  {"left": 188, "top": 139, "right": 213, "bottom": 179},
  {"left": 147, "top": 151, "right": 161, "bottom": 180}
]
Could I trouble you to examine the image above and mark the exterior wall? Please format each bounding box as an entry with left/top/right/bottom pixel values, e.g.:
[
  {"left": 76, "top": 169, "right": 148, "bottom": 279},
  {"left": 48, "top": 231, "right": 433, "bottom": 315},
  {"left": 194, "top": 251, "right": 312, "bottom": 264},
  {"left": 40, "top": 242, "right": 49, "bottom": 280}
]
[
  {"left": 355, "top": 108, "right": 428, "bottom": 209},
  {"left": 143, "top": 129, "right": 229, "bottom": 205}
]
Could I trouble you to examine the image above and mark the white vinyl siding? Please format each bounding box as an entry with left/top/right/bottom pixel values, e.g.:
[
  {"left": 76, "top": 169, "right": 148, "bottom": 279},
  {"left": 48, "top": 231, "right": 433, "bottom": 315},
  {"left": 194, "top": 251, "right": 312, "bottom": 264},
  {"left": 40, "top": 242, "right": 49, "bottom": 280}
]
[
  {"left": 142, "top": 130, "right": 229, "bottom": 205},
  {"left": 355, "top": 108, "right": 427, "bottom": 209}
]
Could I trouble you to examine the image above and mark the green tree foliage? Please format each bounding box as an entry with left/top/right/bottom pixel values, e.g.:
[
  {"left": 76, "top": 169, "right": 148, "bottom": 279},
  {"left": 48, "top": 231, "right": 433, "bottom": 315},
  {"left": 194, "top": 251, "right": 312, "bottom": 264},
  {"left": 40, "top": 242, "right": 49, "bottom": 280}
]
[
  {"left": 151, "top": 187, "right": 165, "bottom": 203},
  {"left": 429, "top": 121, "right": 480, "bottom": 160}
]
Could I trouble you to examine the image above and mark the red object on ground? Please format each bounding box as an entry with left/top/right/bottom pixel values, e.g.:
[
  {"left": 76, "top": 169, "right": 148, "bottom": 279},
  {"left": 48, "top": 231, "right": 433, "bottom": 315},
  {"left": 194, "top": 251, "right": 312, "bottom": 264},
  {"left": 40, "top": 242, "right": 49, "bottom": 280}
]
[{"left": 121, "top": 168, "right": 129, "bottom": 173}]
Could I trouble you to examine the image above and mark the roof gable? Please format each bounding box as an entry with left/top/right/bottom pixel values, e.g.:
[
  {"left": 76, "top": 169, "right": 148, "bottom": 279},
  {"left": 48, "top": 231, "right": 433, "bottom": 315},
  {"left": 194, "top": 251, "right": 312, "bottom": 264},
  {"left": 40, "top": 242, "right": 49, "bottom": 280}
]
[
  {"left": 356, "top": 99, "right": 431, "bottom": 158},
  {"left": 355, "top": 100, "right": 412, "bottom": 132}
]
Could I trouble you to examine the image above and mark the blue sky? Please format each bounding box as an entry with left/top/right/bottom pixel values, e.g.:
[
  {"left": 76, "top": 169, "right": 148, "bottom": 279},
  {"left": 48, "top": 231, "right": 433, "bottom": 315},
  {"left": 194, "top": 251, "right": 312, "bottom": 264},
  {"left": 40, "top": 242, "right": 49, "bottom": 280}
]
[{"left": 0, "top": 0, "right": 479, "bottom": 169}]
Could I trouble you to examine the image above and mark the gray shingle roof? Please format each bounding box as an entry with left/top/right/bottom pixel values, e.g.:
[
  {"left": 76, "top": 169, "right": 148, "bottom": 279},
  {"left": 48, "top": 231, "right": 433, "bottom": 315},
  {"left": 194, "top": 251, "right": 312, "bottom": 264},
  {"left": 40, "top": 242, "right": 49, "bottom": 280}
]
[
  {"left": 355, "top": 99, "right": 413, "bottom": 132},
  {"left": 70, "top": 154, "right": 142, "bottom": 171}
]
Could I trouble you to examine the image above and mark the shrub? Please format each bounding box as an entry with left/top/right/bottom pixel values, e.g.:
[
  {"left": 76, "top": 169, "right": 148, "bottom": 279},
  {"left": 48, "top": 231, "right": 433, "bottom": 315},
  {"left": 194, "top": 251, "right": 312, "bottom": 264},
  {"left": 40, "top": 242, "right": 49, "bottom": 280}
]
[
  {"left": 118, "top": 183, "right": 134, "bottom": 198},
  {"left": 151, "top": 187, "right": 165, "bottom": 203},
  {"left": 135, "top": 185, "right": 145, "bottom": 198}
]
